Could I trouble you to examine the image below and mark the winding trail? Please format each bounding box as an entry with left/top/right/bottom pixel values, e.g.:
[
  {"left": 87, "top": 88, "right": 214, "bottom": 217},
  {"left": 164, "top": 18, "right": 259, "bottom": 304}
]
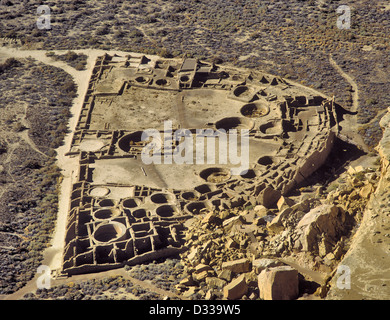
[
  {"left": 328, "top": 54, "right": 368, "bottom": 152},
  {"left": 329, "top": 55, "right": 359, "bottom": 113}
]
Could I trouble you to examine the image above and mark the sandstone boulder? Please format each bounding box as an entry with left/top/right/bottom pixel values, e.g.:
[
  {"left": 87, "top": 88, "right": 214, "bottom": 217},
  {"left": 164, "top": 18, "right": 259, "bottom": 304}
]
[
  {"left": 225, "top": 238, "right": 239, "bottom": 249},
  {"left": 222, "top": 258, "right": 251, "bottom": 273},
  {"left": 359, "top": 183, "right": 374, "bottom": 199},
  {"left": 206, "top": 277, "right": 226, "bottom": 289},
  {"left": 294, "top": 204, "right": 353, "bottom": 255},
  {"left": 182, "top": 286, "right": 197, "bottom": 298},
  {"left": 258, "top": 266, "right": 299, "bottom": 300},
  {"left": 179, "top": 275, "right": 195, "bottom": 286},
  {"left": 194, "top": 263, "right": 212, "bottom": 273},
  {"left": 267, "top": 207, "right": 292, "bottom": 233},
  {"left": 223, "top": 274, "right": 248, "bottom": 300},
  {"left": 218, "top": 269, "right": 233, "bottom": 282},
  {"left": 277, "top": 196, "right": 295, "bottom": 211},
  {"left": 253, "top": 205, "right": 269, "bottom": 217},
  {"left": 256, "top": 186, "right": 281, "bottom": 208}
]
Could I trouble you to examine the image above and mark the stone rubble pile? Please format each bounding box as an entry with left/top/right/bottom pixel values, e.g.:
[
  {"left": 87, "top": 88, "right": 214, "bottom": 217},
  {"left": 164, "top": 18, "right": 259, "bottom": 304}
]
[{"left": 176, "top": 165, "right": 378, "bottom": 300}]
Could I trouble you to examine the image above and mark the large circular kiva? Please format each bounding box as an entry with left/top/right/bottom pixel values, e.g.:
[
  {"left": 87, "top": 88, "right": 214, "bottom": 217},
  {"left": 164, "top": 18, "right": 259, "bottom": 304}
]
[
  {"left": 240, "top": 103, "right": 270, "bottom": 118},
  {"left": 233, "top": 85, "right": 250, "bottom": 97},
  {"left": 215, "top": 117, "right": 254, "bottom": 131},
  {"left": 93, "top": 208, "right": 121, "bottom": 221},
  {"left": 118, "top": 131, "right": 151, "bottom": 153},
  {"left": 184, "top": 201, "right": 212, "bottom": 215},
  {"left": 199, "top": 167, "right": 231, "bottom": 183},
  {"left": 122, "top": 198, "right": 141, "bottom": 209},
  {"left": 155, "top": 205, "right": 179, "bottom": 218},
  {"left": 150, "top": 193, "right": 174, "bottom": 204},
  {"left": 93, "top": 221, "right": 127, "bottom": 243}
]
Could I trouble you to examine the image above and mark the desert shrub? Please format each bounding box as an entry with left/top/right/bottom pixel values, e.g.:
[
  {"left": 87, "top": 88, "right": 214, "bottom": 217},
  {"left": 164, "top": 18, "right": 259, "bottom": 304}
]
[
  {"left": 0, "top": 141, "right": 7, "bottom": 154},
  {"left": 95, "top": 24, "right": 111, "bottom": 36},
  {"left": 13, "top": 121, "right": 25, "bottom": 132},
  {"left": 22, "top": 160, "right": 42, "bottom": 169},
  {"left": 74, "top": 62, "right": 85, "bottom": 70},
  {"left": 63, "top": 50, "right": 78, "bottom": 62},
  {"left": 0, "top": 57, "right": 20, "bottom": 74},
  {"left": 129, "top": 29, "right": 144, "bottom": 38},
  {"left": 62, "top": 80, "right": 76, "bottom": 93}
]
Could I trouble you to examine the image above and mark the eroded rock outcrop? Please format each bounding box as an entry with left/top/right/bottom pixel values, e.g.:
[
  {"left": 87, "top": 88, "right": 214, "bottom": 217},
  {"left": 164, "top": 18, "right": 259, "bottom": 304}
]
[
  {"left": 326, "top": 108, "right": 390, "bottom": 299},
  {"left": 294, "top": 205, "right": 354, "bottom": 256}
]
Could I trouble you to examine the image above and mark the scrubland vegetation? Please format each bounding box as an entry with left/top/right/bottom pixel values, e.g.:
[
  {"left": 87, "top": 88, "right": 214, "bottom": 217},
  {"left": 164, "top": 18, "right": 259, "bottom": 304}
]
[
  {"left": 0, "top": 58, "right": 76, "bottom": 294},
  {"left": 1, "top": 0, "right": 389, "bottom": 147}
]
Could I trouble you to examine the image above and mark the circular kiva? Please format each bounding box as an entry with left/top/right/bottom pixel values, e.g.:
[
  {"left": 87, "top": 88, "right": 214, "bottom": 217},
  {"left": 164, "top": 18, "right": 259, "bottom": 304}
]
[
  {"left": 155, "top": 205, "right": 179, "bottom": 218},
  {"left": 122, "top": 198, "right": 141, "bottom": 209},
  {"left": 155, "top": 78, "right": 170, "bottom": 86},
  {"left": 134, "top": 76, "right": 150, "bottom": 84},
  {"left": 259, "top": 120, "right": 283, "bottom": 135},
  {"left": 180, "top": 75, "right": 191, "bottom": 83},
  {"left": 150, "top": 192, "right": 175, "bottom": 204},
  {"left": 97, "top": 199, "right": 116, "bottom": 207},
  {"left": 118, "top": 131, "right": 151, "bottom": 153},
  {"left": 257, "top": 155, "right": 277, "bottom": 166},
  {"left": 181, "top": 190, "right": 201, "bottom": 201},
  {"left": 184, "top": 201, "right": 212, "bottom": 215},
  {"left": 199, "top": 167, "right": 231, "bottom": 183},
  {"left": 89, "top": 187, "right": 110, "bottom": 197},
  {"left": 132, "top": 208, "right": 148, "bottom": 219},
  {"left": 215, "top": 117, "right": 254, "bottom": 131},
  {"left": 93, "top": 221, "right": 127, "bottom": 243},
  {"left": 233, "top": 85, "right": 250, "bottom": 97},
  {"left": 93, "top": 208, "right": 121, "bottom": 221},
  {"left": 240, "top": 103, "right": 270, "bottom": 118},
  {"left": 194, "top": 184, "right": 216, "bottom": 194},
  {"left": 240, "top": 169, "right": 257, "bottom": 179}
]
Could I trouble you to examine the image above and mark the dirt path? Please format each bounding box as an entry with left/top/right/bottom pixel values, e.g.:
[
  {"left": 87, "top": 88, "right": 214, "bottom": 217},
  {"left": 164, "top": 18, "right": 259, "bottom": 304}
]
[
  {"left": 328, "top": 55, "right": 368, "bottom": 152},
  {"left": 329, "top": 55, "right": 359, "bottom": 113}
]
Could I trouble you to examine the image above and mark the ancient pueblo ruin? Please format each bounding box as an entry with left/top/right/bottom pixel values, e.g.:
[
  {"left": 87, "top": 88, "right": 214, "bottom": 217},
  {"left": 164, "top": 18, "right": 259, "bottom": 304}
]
[{"left": 61, "top": 53, "right": 339, "bottom": 276}]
